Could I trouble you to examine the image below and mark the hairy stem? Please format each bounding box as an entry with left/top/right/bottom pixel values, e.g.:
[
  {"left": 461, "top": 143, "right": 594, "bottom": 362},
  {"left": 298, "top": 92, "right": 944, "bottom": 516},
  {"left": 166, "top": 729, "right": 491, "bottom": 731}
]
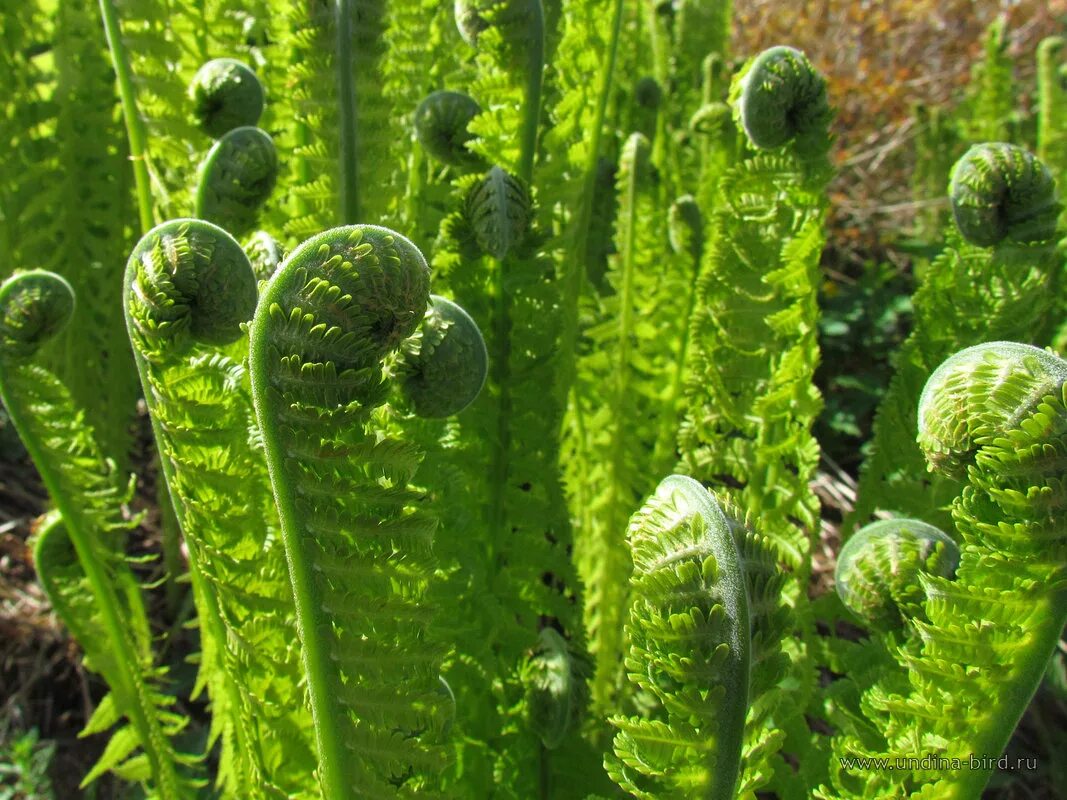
[{"left": 336, "top": 0, "right": 359, "bottom": 223}]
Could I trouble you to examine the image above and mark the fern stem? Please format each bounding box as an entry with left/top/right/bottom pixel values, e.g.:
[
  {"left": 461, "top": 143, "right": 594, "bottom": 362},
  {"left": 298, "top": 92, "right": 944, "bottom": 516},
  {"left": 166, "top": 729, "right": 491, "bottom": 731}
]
[
  {"left": 97, "top": 0, "right": 153, "bottom": 234},
  {"left": 950, "top": 592, "right": 1067, "bottom": 799},
  {"left": 487, "top": 255, "right": 513, "bottom": 587},
  {"left": 556, "top": 0, "right": 625, "bottom": 403},
  {"left": 335, "top": 0, "right": 359, "bottom": 223},
  {"left": 518, "top": 0, "right": 544, "bottom": 185}
]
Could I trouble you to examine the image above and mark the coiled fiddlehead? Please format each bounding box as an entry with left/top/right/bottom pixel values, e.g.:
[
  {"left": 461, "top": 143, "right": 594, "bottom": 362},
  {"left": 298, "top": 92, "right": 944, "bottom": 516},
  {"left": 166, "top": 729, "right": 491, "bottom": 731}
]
[
  {"left": 522, "top": 628, "right": 585, "bottom": 750},
  {"left": 606, "top": 475, "right": 748, "bottom": 800},
  {"left": 464, "top": 165, "right": 532, "bottom": 259},
  {"left": 195, "top": 127, "right": 279, "bottom": 237},
  {"left": 835, "top": 519, "right": 960, "bottom": 633},
  {"left": 244, "top": 230, "right": 287, "bottom": 282},
  {"left": 0, "top": 270, "right": 75, "bottom": 359},
  {"left": 125, "top": 219, "right": 258, "bottom": 349},
  {"left": 917, "top": 341, "right": 1067, "bottom": 479},
  {"left": 125, "top": 220, "right": 315, "bottom": 797},
  {"left": 949, "top": 142, "right": 1060, "bottom": 247},
  {"left": 414, "top": 90, "right": 483, "bottom": 168},
  {"left": 249, "top": 225, "right": 446, "bottom": 799},
  {"left": 189, "top": 58, "right": 265, "bottom": 139},
  {"left": 398, "top": 294, "right": 488, "bottom": 418},
  {"left": 735, "top": 45, "right": 830, "bottom": 152}
]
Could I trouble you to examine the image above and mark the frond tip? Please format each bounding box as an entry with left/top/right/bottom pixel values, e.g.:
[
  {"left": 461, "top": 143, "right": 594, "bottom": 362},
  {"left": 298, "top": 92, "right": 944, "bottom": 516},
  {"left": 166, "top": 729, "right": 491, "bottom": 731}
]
[
  {"left": 124, "top": 219, "right": 258, "bottom": 348},
  {"left": 195, "top": 127, "right": 279, "bottom": 236},
  {"left": 835, "top": 518, "right": 960, "bottom": 632},
  {"left": 0, "top": 270, "right": 75, "bottom": 359},
  {"left": 949, "top": 143, "right": 1060, "bottom": 247},
  {"left": 414, "top": 91, "right": 483, "bottom": 168},
  {"left": 398, "top": 295, "right": 488, "bottom": 418},
  {"left": 917, "top": 341, "right": 1067, "bottom": 478},
  {"left": 607, "top": 475, "right": 748, "bottom": 800},
  {"left": 189, "top": 58, "right": 265, "bottom": 139},
  {"left": 735, "top": 45, "right": 830, "bottom": 150}
]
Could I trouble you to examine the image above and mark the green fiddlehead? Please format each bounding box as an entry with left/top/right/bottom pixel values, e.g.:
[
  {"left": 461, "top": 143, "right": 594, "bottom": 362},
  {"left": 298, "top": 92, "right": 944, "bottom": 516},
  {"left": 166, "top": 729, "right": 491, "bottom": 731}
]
[
  {"left": 0, "top": 270, "right": 200, "bottom": 798},
  {"left": 828, "top": 342, "right": 1067, "bottom": 798},
  {"left": 949, "top": 142, "right": 1059, "bottom": 248},
  {"left": 835, "top": 519, "right": 960, "bottom": 633},
  {"left": 195, "top": 126, "right": 279, "bottom": 237},
  {"left": 249, "top": 224, "right": 447, "bottom": 799},
  {"left": 522, "top": 628, "right": 586, "bottom": 751},
  {"left": 125, "top": 219, "right": 315, "bottom": 798},
  {"left": 414, "top": 90, "right": 483, "bottom": 169},
  {"left": 735, "top": 45, "right": 831, "bottom": 155},
  {"left": 464, "top": 165, "right": 532, "bottom": 260},
  {"left": 244, "top": 230, "right": 287, "bottom": 282},
  {"left": 397, "top": 294, "right": 488, "bottom": 418},
  {"left": 606, "top": 475, "right": 748, "bottom": 800},
  {"left": 189, "top": 58, "right": 265, "bottom": 139}
]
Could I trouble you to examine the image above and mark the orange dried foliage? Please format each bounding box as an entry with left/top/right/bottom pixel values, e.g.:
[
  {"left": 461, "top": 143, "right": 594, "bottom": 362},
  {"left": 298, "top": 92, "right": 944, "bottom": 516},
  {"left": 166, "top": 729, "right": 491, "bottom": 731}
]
[{"left": 732, "top": 1, "right": 1066, "bottom": 259}]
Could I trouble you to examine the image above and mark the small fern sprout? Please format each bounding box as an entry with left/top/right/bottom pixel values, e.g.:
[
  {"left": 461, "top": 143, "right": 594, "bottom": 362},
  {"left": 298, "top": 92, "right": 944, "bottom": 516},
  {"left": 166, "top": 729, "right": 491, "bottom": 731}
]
[
  {"left": 522, "top": 628, "right": 585, "bottom": 750},
  {"left": 634, "top": 76, "right": 663, "bottom": 110},
  {"left": 243, "top": 230, "right": 286, "bottom": 282},
  {"left": 0, "top": 270, "right": 75, "bottom": 360},
  {"left": 398, "top": 295, "right": 488, "bottom": 418},
  {"left": 256, "top": 224, "right": 430, "bottom": 374},
  {"left": 735, "top": 45, "right": 830, "bottom": 150},
  {"left": 414, "top": 90, "right": 483, "bottom": 168},
  {"left": 835, "top": 519, "right": 960, "bottom": 632},
  {"left": 465, "top": 165, "right": 532, "bottom": 259},
  {"left": 454, "top": 0, "right": 538, "bottom": 54},
  {"left": 917, "top": 341, "right": 1067, "bottom": 479},
  {"left": 189, "top": 58, "right": 265, "bottom": 139},
  {"left": 195, "top": 126, "right": 279, "bottom": 235},
  {"left": 948, "top": 143, "right": 1060, "bottom": 247},
  {"left": 124, "top": 219, "right": 258, "bottom": 350},
  {"left": 668, "top": 194, "right": 704, "bottom": 262}
]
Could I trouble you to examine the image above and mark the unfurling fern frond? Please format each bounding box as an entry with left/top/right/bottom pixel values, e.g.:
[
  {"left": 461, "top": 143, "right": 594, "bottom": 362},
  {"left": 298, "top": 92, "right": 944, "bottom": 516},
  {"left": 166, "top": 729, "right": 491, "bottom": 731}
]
[
  {"left": 849, "top": 144, "right": 1063, "bottom": 534},
  {"left": 607, "top": 475, "right": 748, "bottom": 800},
  {"left": 826, "top": 342, "right": 1067, "bottom": 798},
  {"left": 414, "top": 90, "right": 484, "bottom": 169},
  {"left": 249, "top": 225, "right": 448, "bottom": 799},
  {"left": 195, "top": 126, "right": 279, "bottom": 236},
  {"left": 0, "top": 270, "right": 202, "bottom": 799},
  {"left": 189, "top": 58, "right": 265, "bottom": 139},
  {"left": 396, "top": 294, "right": 488, "bottom": 418},
  {"left": 125, "top": 220, "right": 315, "bottom": 798},
  {"left": 835, "top": 519, "right": 960, "bottom": 633}
]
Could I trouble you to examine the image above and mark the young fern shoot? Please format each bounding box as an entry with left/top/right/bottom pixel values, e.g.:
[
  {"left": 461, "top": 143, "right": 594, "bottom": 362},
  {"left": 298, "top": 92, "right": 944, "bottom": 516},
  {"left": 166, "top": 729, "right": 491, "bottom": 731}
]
[
  {"left": 0, "top": 270, "right": 201, "bottom": 798},
  {"left": 248, "top": 224, "right": 449, "bottom": 799}
]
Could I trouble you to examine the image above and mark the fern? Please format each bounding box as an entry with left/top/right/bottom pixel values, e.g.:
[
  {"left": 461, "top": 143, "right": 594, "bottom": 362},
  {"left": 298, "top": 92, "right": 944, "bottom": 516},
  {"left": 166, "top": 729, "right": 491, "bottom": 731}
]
[{"left": 0, "top": 270, "right": 202, "bottom": 798}]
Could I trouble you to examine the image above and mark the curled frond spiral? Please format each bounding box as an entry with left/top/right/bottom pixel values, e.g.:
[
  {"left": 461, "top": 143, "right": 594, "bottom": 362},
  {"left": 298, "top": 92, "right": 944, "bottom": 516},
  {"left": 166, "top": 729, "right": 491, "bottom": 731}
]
[
  {"left": 735, "top": 45, "right": 830, "bottom": 150},
  {"left": 522, "top": 628, "right": 585, "bottom": 750},
  {"left": 414, "top": 91, "right": 483, "bottom": 168},
  {"left": 0, "top": 270, "right": 75, "bottom": 359},
  {"left": 464, "top": 166, "right": 532, "bottom": 259},
  {"left": 243, "top": 230, "right": 286, "bottom": 282},
  {"left": 634, "top": 76, "right": 663, "bottom": 110},
  {"left": 949, "top": 143, "right": 1060, "bottom": 247},
  {"left": 454, "top": 0, "right": 538, "bottom": 54},
  {"left": 398, "top": 295, "right": 488, "bottom": 418},
  {"left": 195, "top": 127, "right": 279, "bottom": 235},
  {"left": 258, "top": 225, "right": 430, "bottom": 377},
  {"left": 835, "top": 518, "right": 960, "bottom": 632},
  {"left": 668, "top": 194, "right": 703, "bottom": 262},
  {"left": 917, "top": 341, "right": 1067, "bottom": 478},
  {"left": 124, "top": 219, "right": 258, "bottom": 349},
  {"left": 189, "top": 58, "right": 265, "bottom": 139}
]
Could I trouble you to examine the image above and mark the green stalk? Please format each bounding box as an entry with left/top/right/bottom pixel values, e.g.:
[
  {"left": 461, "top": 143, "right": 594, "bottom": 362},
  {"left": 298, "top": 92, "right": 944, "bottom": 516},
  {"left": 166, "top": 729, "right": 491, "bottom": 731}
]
[
  {"left": 949, "top": 592, "right": 1067, "bottom": 799},
  {"left": 556, "top": 0, "right": 625, "bottom": 404},
  {"left": 97, "top": 0, "right": 153, "bottom": 234},
  {"left": 248, "top": 318, "right": 348, "bottom": 800},
  {"left": 518, "top": 0, "right": 545, "bottom": 185},
  {"left": 336, "top": 0, "right": 359, "bottom": 223}
]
